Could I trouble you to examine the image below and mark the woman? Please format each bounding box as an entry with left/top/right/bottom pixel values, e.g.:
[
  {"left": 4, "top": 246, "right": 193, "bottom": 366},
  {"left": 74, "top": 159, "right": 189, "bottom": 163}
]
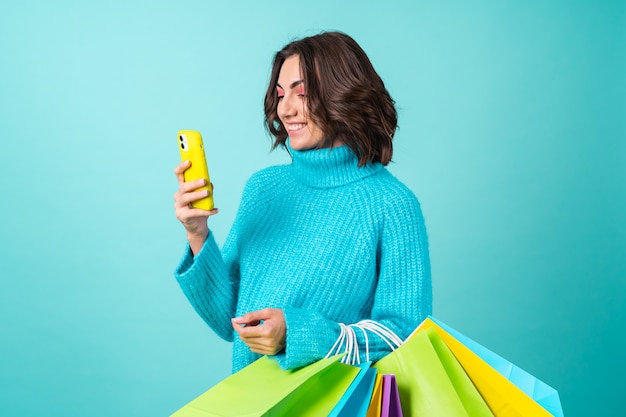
[{"left": 173, "top": 31, "right": 431, "bottom": 373}]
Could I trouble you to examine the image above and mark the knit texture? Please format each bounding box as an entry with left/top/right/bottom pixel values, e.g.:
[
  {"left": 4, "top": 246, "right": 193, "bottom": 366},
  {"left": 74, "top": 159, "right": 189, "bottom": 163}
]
[{"left": 175, "top": 142, "right": 432, "bottom": 372}]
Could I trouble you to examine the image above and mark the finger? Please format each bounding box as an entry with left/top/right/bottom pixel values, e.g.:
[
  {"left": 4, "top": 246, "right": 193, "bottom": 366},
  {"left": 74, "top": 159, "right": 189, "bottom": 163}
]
[
  {"left": 176, "top": 207, "right": 217, "bottom": 221},
  {"left": 175, "top": 188, "right": 210, "bottom": 208},
  {"left": 232, "top": 321, "right": 260, "bottom": 341},
  {"left": 245, "top": 343, "right": 274, "bottom": 355},
  {"left": 232, "top": 321, "right": 244, "bottom": 336},
  {"left": 233, "top": 320, "right": 262, "bottom": 328},
  {"left": 238, "top": 325, "right": 284, "bottom": 346},
  {"left": 174, "top": 160, "right": 191, "bottom": 185},
  {"left": 232, "top": 321, "right": 265, "bottom": 338},
  {"left": 240, "top": 336, "right": 271, "bottom": 348},
  {"left": 238, "top": 311, "right": 262, "bottom": 322},
  {"left": 189, "top": 207, "right": 218, "bottom": 217},
  {"left": 233, "top": 309, "right": 272, "bottom": 325},
  {"left": 234, "top": 324, "right": 285, "bottom": 354},
  {"left": 244, "top": 339, "right": 284, "bottom": 355},
  {"left": 177, "top": 178, "right": 208, "bottom": 195}
]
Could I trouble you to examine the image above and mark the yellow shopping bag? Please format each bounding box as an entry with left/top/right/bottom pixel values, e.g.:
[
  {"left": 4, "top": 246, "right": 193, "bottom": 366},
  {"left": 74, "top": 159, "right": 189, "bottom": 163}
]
[{"left": 416, "top": 318, "right": 554, "bottom": 417}]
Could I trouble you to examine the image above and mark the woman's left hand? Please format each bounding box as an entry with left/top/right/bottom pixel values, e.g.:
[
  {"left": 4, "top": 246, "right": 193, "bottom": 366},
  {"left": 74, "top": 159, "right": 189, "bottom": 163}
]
[{"left": 232, "top": 308, "right": 286, "bottom": 355}]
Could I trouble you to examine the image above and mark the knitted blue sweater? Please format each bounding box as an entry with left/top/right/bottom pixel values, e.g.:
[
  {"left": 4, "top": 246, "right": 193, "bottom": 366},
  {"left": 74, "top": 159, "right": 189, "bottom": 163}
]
[{"left": 175, "top": 142, "right": 432, "bottom": 372}]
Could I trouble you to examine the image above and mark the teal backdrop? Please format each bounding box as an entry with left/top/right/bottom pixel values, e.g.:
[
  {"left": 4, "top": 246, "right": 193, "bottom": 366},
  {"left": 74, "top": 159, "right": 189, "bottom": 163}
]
[{"left": 1, "top": 0, "right": 624, "bottom": 416}]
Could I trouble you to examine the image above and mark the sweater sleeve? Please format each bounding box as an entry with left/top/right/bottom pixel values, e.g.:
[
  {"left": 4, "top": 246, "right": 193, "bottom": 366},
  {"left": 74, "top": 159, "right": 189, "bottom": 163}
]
[
  {"left": 173, "top": 171, "right": 270, "bottom": 343},
  {"left": 271, "top": 187, "right": 432, "bottom": 369},
  {"left": 174, "top": 230, "right": 240, "bottom": 341}
]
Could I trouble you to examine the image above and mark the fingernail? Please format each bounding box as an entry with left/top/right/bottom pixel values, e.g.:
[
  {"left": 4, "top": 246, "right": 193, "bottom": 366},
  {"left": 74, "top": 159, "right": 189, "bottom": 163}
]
[{"left": 232, "top": 317, "right": 242, "bottom": 323}]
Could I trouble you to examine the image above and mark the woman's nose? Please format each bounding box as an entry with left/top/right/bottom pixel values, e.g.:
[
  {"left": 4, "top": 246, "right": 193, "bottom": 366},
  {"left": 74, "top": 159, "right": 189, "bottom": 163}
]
[{"left": 277, "top": 95, "right": 295, "bottom": 119}]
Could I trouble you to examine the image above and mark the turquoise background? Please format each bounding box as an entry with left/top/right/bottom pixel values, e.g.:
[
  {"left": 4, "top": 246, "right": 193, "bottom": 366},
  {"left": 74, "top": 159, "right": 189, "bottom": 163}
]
[{"left": 1, "top": 0, "right": 624, "bottom": 416}]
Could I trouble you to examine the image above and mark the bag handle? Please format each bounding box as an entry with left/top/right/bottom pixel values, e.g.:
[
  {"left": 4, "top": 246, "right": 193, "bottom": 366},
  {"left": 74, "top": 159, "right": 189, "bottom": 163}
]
[{"left": 325, "top": 320, "right": 403, "bottom": 365}]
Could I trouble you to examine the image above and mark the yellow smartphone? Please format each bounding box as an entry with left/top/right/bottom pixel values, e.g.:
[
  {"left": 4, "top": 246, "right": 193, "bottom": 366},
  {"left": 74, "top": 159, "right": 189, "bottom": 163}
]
[{"left": 178, "top": 130, "right": 214, "bottom": 210}]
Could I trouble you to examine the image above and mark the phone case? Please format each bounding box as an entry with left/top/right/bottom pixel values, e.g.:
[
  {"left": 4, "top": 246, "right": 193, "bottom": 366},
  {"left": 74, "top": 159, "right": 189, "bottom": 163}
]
[{"left": 178, "top": 130, "right": 214, "bottom": 210}]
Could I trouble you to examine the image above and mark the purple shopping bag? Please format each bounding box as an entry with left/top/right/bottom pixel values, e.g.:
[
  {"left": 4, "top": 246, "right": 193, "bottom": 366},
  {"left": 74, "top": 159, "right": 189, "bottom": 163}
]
[{"left": 381, "top": 374, "right": 403, "bottom": 417}]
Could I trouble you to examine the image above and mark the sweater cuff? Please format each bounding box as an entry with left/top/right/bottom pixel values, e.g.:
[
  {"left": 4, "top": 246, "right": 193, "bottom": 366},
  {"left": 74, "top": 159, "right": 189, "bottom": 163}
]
[
  {"left": 174, "top": 230, "right": 220, "bottom": 282},
  {"left": 271, "top": 306, "right": 340, "bottom": 370}
]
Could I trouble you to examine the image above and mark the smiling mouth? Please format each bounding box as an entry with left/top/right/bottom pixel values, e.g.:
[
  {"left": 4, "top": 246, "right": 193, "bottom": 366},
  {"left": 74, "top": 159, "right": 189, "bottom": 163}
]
[{"left": 286, "top": 123, "right": 306, "bottom": 132}]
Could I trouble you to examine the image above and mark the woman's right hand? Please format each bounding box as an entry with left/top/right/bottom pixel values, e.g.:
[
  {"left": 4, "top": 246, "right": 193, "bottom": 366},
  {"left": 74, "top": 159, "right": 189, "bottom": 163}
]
[{"left": 173, "top": 160, "right": 218, "bottom": 254}]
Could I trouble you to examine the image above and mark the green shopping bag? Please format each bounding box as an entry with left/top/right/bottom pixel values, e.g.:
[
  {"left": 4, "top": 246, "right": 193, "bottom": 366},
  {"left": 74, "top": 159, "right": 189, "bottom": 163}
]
[
  {"left": 374, "top": 327, "right": 494, "bottom": 417},
  {"left": 171, "top": 354, "right": 360, "bottom": 417}
]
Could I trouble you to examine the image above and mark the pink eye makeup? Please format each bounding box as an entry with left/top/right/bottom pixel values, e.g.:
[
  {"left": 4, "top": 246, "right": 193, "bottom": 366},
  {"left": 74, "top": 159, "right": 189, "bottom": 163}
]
[{"left": 276, "top": 79, "right": 306, "bottom": 99}]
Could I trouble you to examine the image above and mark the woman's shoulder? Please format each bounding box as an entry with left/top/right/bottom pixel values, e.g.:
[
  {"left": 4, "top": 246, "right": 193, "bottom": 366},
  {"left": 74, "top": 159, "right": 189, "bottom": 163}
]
[
  {"left": 366, "top": 168, "right": 421, "bottom": 206},
  {"left": 240, "top": 164, "right": 292, "bottom": 201},
  {"left": 364, "top": 169, "right": 427, "bottom": 230},
  {"left": 246, "top": 164, "right": 291, "bottom": 187}
]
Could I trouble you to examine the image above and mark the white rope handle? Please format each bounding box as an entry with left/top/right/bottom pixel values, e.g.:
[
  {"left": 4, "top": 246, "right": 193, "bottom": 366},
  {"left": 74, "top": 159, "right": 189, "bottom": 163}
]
[
  {"left": 356, "top": 320, "right": 403, "bottom": 349},
  {"left": 327, "top": 323, "right": 347, "bottom": 356},
  {"left": 325, "top": 320, "right": 403, "bottom": 365},
  {"left": 326, "top": 323, "right": 359, "bottom": 364},
  {"left": 344, "top": 325, "right": 359, "bottom": 364}
]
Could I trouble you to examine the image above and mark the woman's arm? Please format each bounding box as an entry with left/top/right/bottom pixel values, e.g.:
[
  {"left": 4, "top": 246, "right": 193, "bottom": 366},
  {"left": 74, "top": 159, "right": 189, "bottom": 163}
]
[{"left": 172, "top": 160, "right": 242, "bottom": 341}]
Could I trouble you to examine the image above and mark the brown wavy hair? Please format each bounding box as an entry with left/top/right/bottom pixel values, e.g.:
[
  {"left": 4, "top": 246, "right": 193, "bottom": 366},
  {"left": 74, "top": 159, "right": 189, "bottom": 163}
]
[{"left": 264, "top": 31, "right": 397, "bottom": 167}]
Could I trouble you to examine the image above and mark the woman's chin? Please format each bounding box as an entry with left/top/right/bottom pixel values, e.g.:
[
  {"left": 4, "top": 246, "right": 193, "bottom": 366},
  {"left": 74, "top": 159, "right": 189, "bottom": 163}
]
[{"left": 288, "top": 136, "right": 321, "bottom": 151}]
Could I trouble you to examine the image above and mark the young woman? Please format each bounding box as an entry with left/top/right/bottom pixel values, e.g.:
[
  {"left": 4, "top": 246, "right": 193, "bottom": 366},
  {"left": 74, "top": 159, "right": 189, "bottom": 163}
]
[{"left": 173, "top": 31, "right": 432, "bottom": 373}]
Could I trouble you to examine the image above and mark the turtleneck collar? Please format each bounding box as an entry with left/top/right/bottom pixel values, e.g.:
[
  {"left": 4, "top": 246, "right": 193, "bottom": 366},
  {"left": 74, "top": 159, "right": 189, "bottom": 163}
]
[{"left": 287, "top": 138, "right": 383, "bottom": 188}]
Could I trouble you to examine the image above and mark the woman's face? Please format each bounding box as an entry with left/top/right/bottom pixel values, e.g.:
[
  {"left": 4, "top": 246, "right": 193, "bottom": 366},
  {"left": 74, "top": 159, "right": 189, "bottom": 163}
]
[{"left": 276, "top": 55, "right": 325, "bottom": 151}]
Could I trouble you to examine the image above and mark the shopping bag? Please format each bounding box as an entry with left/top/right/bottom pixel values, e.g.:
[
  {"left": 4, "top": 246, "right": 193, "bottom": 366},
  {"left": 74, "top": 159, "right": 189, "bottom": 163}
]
[
  {"left": 427, "top": 316, "right": 563, "bottom": 417},
  {"left": 325, "top": 320, "right": 403, "bottom": 417},
  {"left": 365, "top": 373, "right": 383, "bottom": 417},
  {"left": 279, "top": 359, "right": 363, "bottom": 417},
  {"left": 329, "top": 363, "right": 377, "bottom": 417},
  {"left": 380, "top": 374, "right": 403, "bottom": 417},
  {"left": 170, "top": 354, "right": 360, "bottom": 417},
  {"left": 374, "top": 327, "right": 494, "bottom": 417},
  {"left": 416, "top": 318, "right": 558, "bottom": 417}
]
